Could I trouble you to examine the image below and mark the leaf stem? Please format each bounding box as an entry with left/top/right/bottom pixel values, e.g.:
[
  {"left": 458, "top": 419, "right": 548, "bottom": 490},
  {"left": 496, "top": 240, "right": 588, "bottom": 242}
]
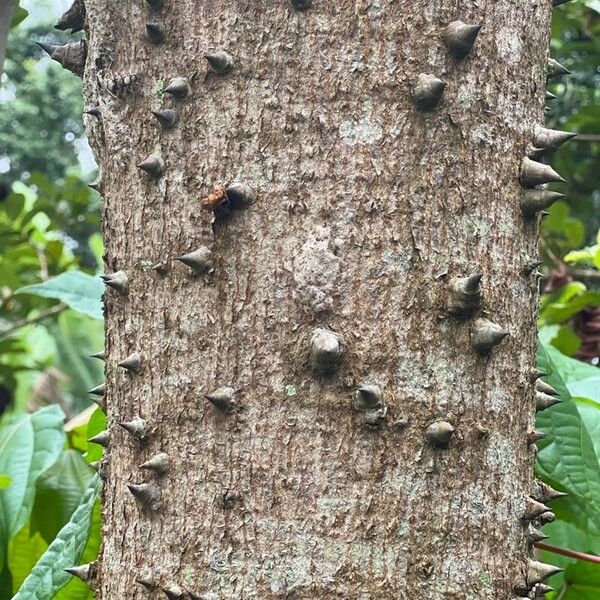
[
  {"left": 535, "top": 542, "right": 600, "bottom": 564},
  {"left": 0, "top": 303, "right": 66, "bottom": 339}
]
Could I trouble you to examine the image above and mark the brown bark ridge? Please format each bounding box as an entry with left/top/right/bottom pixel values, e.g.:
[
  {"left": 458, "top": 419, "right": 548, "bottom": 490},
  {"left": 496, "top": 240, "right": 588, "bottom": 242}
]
[{"left": 81, "top": 0, "right": 560, "bottom": 598}]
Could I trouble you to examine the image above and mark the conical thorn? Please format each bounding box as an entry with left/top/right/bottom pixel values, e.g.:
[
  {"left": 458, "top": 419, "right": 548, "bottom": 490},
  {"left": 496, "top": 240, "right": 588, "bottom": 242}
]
[
  {"left": 310, "top": 328, "right": 344, "bottom": 374},
  {"left": 206, "top": 50, "right": 234, "bottom": 75},
  {"left": 139, "top": 452, "right": 169, "bottom": 475},
  {"left": 205, "top": 386, "right": 236, "bottom": 411},
  {"left": 353, "top": 384, "right": 384, "bottom": 411},
  {"left": 470, "top": 318, "right": 509, "bottom": 353},
  {"left": 425, "top": 420, "right": 455, "bottom": 448},
  {"left": 118, "top": 416, "right": 147, "bottom": 440},
  {"left": 520, "top": 157, "right": 565, "bottom": 187},
  {"left": 164, "top": 77, "right": 190, "bottom": 98},
  {"left": 64, "top": 562, "right": 94, "bottom": 583},
  {"left": 118, "top": 352, "right": 142, "bottom": 373},
  {"left": 176, "top": 247, "right": 213, "bottom": 274},
  {"left": 412, "top": 73, "right": 446, "bottom": 110},
  {"left": 88, "top": 431, "right": 110, "bottom": 447},
  {"left": 443, "top": 21, "right": 481, "bottom": 57}
]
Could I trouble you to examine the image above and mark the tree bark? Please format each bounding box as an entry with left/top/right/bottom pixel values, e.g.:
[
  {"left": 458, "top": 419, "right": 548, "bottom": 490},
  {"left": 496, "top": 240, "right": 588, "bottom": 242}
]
[{"left": 84, "top": 1, "right": 553, "bottom": 597}]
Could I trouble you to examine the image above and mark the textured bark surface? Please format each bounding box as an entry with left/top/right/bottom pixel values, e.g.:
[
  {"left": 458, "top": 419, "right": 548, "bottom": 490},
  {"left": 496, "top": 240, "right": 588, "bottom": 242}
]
[{"left": 84, "top": 1, "right": 552, "bottom": 598}]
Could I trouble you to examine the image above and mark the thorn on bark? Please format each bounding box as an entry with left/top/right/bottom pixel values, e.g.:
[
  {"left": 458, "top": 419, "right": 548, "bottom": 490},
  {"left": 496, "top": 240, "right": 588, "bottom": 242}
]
[
  {"left": 137, "top": 154, "right": 165, "bottom": 179},
  {"left": 533, "top": 126, "right": 576, "bottom": 150},
  {"left": 533, "top": 480, "right": 568, "bottom": 503},
  {"left": 204, "top": 386, "right": 236, "bottom": 411},
  {"left": 353, "top": 384, "right": 384, "bottom": 411},
  {"left": 84, "top": 106, "right": 101, "bottom": 118},
  {"left": 88, "top": 383, "right": 105, "bottom": 397},
  {"left": 89, "top": 351, "right": 105, "bottom": 361},
  {"left": 535, "top": 380, "right": 558, "bottom": 396},
  {"left": 536, "top": 391, "right": 561, "bottom": 412},
  {"left": 206, "top": 50, "right": 234, "bottom": 74},
  {"left": 443, "top": 21, "right": 481, "bottom": 57},
  {"left": 529, "top": 368, "right": 548, "bottom": 382},
  {"left": 534, "top": 583, "right": 554, "bottom": 595},
  {"left": 127, "top": 483, "right": 159, "bottom": 510},
  {"left": 520, "top": 157, "right": 565, "bottom": 187},
  {"left": 118, "top": 416, "right": 148, "bottom": 440},
  {"left": 145, "top": 22, "right": 166, "bottom": 44},
  {"left": 447, "top": 273, "right": 482, "bottom": 316},
  {"left": 470, "top": 318, "right": 509, "bottom": 353},
  {"left": 309, "top": 328, "right": 344, "bottom": 374},
  {"left": 88, "top": 431, "right": 110, "bottom": 447},
  {"left": 527, "top": 560, "right": 562, "bottom": 587},
  {"left": 526, "top": 524, "right": 548, "bottom": 544},
  {"left": 55, "top": 0, "right": 86, "bottom": 33},
  {"left": 522, "top": 496, "right": 551, "bottom": 521},
  {"left": 425, "top": 420, "right": 455, "bottom": 448},
  {"left": 527, "top": 430, "right": 547, "bottom": 444},
  {"left": 101, "top": 270, "right": 129, "bottom": 294},
  {"left": 521, "top": 189, "right": 564, "bottom": 218},
  {"left": 176, "top": 247, "right": 214, "bottom": 274},
  {"left": 118, "top": 352, "right": 142, "bottom": 373},
  {"left": 136, "top": 574, "right": 157, "bottom": 590},
  {"left": 37, "top": 40, "right": 87, "bottom": 77},
  {"left": 139, "top": 452, "right": 170, "bottom": 475},
  {"left": 64, "top": 562, "right": 94, "bottom": 584},
  {"left": 226, "top": 182, "right": 257, "bottom": 210},
  {"left": 164, "top": 77, "right": 190, "bottom": 98},
  {"left": 547, "top": 58, "right": 571, "bottom": 78},
  {"left": 151, "top": 109, "right": 177, "bottom": 129},
  {"left": 412, "top": 73, "right": 446, "bottom": 110},
  {"left": 538, "top": 511, "right": 556, "bottom": 525}
]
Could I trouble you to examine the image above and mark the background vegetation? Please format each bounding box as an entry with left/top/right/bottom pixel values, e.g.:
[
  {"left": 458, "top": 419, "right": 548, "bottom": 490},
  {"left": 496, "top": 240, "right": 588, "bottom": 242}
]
[{"left": 0, "top": 1, "right": 598, "bottom": 598}]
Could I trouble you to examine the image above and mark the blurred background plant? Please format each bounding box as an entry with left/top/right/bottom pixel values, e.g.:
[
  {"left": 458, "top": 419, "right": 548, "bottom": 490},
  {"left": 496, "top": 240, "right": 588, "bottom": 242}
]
[{"left": 0, "top": 1, "right": 598, "bottom": 599}]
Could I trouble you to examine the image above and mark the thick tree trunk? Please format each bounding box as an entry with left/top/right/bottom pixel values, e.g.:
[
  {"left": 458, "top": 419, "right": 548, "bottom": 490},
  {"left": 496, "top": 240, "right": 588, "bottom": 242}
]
[{"left": 84, "top": 1, "right": 553, "bottom": 597}]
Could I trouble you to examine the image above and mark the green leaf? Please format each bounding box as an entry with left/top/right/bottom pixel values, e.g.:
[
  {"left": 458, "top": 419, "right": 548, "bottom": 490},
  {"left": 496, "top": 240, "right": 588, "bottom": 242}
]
[
  {"left": 0, "top": 406, "right": 65, "bottom": 566},
  {"left": 84, "top": 409, "right": 106, "bottom": 463},
  {"left": 12, "top": 479, "right": 100, "bottom": 600},
  {"left": 10, "top": 5, "right": 28, "bottom": 28},
  {"left": 52, "top": 499, "right": 101, "bottom": 600},
  {"left": 7, "top": 523, "right": 48, "bottom": 594},
  {"left": 30, "top": 450, "right": 93, "bottom": 545},
  {"left": 535, "top": 344, "right": 600, "bottom": 531},
  {"left": 551, "top": 325, "right": 581, "bottom": 356},
  {"left": 16, "top": 272, "right": 104, "bottom": 319}
]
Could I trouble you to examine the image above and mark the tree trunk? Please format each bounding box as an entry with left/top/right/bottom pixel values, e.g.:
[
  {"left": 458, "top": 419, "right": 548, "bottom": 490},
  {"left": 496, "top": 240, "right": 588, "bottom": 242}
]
[{"left": 83, "top": 1, "right": 555, "bottom": 597}]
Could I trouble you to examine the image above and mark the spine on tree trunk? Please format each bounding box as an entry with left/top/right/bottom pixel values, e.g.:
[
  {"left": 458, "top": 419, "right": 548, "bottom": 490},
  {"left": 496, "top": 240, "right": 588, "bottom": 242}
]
[{"left": 45, "top": 0, "right": 577, "bottom": 597}]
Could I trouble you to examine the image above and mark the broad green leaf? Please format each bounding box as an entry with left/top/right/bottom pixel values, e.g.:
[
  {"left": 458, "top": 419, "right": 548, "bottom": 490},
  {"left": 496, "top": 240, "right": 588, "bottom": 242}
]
[
  {"left": 16, "top": 272, "right": 104, "bottom": 319},
  {"left": 7, "top": 523, "right": 48, "bottom": 594},
  {"left": 536, "top": 344, "right": 600, "bottom": 531},
  {"left": 30, "top": 450, "right": 93, "bottom": 545},
  {"left": 0, "top": 406, "right": 65, "bottom": 565},
  {"left": 53, "top": 499, "right": 101, "bottom": 600},
  {"left": 49, "top": 310, "right": 104, "bottom": 412},
  {"left": 12, "top": 479, "right": 100, "bottom": 600},
  {"left": 569, "top": 378, "right": 600, "bottom": 403}
]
